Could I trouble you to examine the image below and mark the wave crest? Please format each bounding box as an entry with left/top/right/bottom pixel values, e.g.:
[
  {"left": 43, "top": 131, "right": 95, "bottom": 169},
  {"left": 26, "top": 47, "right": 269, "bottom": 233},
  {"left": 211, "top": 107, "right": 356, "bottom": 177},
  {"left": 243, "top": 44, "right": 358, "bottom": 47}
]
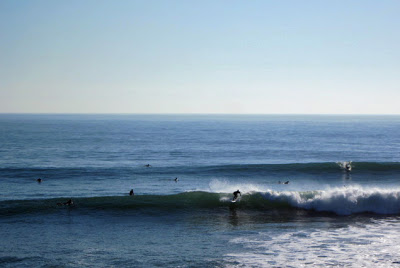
[{"left": 261, "top": 186, "right": 400, "bottom": 215}]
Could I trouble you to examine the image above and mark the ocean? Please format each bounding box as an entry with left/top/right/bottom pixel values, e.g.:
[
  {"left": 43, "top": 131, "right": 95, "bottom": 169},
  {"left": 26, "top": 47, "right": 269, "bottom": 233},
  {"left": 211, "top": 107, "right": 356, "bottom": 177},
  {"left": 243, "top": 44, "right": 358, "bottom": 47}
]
[{"left": 1, "top": 114, "right": 400, "bottom": 267}]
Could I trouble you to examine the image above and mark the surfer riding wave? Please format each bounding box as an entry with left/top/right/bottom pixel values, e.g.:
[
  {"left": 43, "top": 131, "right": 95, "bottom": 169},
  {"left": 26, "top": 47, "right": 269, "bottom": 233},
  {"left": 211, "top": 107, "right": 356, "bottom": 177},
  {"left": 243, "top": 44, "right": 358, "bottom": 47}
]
[{"left": 232, "top": 190, "right": 241, "bottom": 202}]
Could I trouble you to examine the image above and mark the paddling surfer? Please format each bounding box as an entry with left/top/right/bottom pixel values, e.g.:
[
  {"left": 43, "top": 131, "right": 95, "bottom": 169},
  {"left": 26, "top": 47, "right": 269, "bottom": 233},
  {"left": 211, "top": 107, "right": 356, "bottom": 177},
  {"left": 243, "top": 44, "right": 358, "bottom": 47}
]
[
  {"left": 64, "top": 199, "right": 73, "bottom": 205},
  {"left": 57, "top": 199, "right": 73, "bottom": 206}
]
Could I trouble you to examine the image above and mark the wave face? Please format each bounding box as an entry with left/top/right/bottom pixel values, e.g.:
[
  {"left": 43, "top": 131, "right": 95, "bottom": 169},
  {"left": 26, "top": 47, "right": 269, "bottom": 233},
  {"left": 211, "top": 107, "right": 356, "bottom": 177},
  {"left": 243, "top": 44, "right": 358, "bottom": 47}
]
[{"left": 2, "top": 186, "right": 400, "bottom": 216}]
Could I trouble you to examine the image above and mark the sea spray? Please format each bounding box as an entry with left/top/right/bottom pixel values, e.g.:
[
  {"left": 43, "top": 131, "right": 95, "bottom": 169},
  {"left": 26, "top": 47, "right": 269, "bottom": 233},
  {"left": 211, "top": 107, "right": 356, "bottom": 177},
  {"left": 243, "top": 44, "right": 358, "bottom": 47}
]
[{"left": 260, "top": 186, "right": 400, "bottom": 215}]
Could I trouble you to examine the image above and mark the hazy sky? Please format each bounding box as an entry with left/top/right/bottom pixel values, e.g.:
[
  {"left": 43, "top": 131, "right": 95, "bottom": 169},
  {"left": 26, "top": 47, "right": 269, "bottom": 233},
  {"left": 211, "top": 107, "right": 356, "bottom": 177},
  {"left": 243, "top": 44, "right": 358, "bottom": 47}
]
[{"left": 1, "top": 0, "right": 399, "bottom": 114}]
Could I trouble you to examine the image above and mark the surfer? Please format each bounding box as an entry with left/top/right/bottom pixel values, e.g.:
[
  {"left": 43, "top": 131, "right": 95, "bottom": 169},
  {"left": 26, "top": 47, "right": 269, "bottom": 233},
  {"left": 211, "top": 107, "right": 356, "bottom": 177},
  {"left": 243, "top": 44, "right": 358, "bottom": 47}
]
[
  {"left": 37, "top": 178, "right": 42, "bottom": 183},
  {"left": 174, "top": 177, "right": 178, "bottom": 182},
  {"left": 232, "top": 190, "right": 241, "bottom": 201},
  {"left": 129, "top": 189, "right": 134, "bottom": 196},
  {"left": 145, "top": 164, "right": 151, "bottom": 167},
  {"left": 58, "top": 199, "right": 73, "bottom": 206},
  {"left": 345, "top": 163, "right": 351, "bottom": 172},
  {"left": 284, "top": 181, "right": 289, "bottom": 184}
]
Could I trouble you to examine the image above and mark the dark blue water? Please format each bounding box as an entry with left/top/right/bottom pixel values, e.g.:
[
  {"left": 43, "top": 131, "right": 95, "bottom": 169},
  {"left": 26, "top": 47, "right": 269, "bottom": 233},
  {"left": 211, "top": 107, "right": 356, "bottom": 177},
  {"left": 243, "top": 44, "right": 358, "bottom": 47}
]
[{"left": 1, "top": 114, "right": 400, "bottom": 267}]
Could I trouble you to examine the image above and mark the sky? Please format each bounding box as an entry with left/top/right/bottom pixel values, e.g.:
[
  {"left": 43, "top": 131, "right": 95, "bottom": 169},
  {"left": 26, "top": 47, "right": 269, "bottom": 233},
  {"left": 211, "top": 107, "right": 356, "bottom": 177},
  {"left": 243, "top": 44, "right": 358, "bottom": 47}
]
[{"left": 0, "top": 0, "right": 399, "bottom": 114}]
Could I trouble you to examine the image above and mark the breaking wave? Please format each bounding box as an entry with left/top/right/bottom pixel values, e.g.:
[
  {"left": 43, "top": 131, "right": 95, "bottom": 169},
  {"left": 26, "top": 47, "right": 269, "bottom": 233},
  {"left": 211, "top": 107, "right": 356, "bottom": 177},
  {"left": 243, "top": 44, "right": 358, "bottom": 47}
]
[{"left": 1, "top": 186, "right": 400, "bottom": 216}]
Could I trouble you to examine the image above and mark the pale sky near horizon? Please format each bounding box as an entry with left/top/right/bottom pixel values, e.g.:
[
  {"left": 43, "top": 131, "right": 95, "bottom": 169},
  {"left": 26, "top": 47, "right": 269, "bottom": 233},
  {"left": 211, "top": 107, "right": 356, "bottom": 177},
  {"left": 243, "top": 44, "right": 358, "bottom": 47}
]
[{"left": 1, "top": 0, "right": 399, "bottom": 114}]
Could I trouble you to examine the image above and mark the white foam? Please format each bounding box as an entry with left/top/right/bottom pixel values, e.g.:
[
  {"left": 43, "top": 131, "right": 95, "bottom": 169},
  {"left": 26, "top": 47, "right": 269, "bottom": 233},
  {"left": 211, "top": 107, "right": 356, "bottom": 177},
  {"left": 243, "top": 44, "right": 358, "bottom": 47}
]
[
  {"left": 219, "top": 196, "right": 232, "bottom": 203},
  {"left": 207, "top": 180, "right": 400, "bottom": 215},
  {"left": 261, "top": 185, "right": 400, "bottom": 215},
  {"left": 225, "top": 219, "right": 400, "bottom": 267},
  {"left": 337, "top": 160, "right": 352, "bottom": 170}
]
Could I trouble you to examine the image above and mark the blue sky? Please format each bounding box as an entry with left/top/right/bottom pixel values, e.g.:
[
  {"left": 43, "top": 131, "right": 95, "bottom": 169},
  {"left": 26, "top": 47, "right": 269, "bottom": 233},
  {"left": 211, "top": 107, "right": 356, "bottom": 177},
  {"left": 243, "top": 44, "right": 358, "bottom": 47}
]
[{"left": 1, "top": 0, "right": 399, "bottom": 114}]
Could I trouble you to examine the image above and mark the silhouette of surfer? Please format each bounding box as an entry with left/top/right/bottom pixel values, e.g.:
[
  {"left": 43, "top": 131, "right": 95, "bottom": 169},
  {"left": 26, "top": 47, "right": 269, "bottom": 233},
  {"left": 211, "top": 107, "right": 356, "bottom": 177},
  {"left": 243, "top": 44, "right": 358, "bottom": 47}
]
[
  {"left": 174, "top": 177, "right": 178, "bottom": 182},
  {"left": 37, "top": 178, "right": 42, "bottom": 183},
  {"left": 57, "top": 199, "right": 73, "bottom": 206},
  {"left": 129, "top": 189, "right": 134, "bottom": 196},
  {"left": 284, "top": 181, "right": 289, "bottom": 184},
  {"left": 232, "top": 190, "right": 241, "bottom": 201},
  {"left": 144, "top": 164, "right": 151, "bottom": 167}
]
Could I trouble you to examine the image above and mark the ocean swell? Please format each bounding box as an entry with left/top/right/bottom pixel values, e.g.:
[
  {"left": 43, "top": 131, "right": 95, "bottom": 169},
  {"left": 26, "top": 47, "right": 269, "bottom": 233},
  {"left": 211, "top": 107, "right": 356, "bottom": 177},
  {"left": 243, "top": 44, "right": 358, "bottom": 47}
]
[
  {"left": 2, "top": 187, "right": 400, "bottom": 216},
  {"left": 1, "top": 161, "right": 400, "bottom": 179}
]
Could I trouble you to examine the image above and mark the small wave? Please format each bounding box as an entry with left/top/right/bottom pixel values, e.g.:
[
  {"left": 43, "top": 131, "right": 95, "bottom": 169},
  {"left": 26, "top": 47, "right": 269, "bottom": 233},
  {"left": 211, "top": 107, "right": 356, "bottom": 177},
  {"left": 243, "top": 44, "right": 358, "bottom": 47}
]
[
  {"left": 202, "top": 162, "right": 400, "bottom": 174},
  {"left": 2, "top": 187, "right": 400, "bottom": 216},
  {"left": 2, "top": 162, "right": 400, "bottom": 179}
]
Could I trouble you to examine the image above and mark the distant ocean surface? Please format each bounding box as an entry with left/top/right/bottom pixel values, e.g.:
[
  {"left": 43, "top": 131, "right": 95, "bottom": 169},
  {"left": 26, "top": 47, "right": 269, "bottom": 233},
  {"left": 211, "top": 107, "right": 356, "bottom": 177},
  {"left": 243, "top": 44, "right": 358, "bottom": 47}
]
[{"left": 1, "top": 114, "right": 400, "bottom": 267}]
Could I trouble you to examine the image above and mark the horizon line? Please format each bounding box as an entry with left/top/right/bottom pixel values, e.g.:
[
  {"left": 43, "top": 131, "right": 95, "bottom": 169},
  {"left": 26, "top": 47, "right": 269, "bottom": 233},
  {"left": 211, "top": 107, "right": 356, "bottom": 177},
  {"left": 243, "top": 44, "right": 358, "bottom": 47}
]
[{"left": 0, "top": 112, "right": 399, "bottom": 116}]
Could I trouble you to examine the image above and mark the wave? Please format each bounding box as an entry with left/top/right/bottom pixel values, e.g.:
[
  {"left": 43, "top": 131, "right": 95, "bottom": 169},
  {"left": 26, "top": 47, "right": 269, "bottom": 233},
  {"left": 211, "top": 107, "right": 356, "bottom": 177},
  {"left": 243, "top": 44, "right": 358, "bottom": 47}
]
[
  {"left": 212, "top": 161, "right": 400, "bottom": 173},
  {"left": 2, "top": 186, "right": 400, "bottom": 216},
  {"left": 1, "top": 162, "right": 400, "bottom": 179}
]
